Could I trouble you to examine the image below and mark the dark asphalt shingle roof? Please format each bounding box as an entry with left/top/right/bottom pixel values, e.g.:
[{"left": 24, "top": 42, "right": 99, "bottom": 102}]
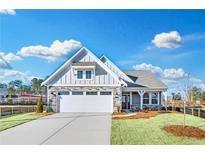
[{"left": 123, "top": 70, "right": 167, "bottom": 89}]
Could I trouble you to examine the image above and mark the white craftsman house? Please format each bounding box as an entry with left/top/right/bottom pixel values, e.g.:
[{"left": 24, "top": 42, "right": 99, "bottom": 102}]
[{"left": 41, "top": 47, "right": 168, "bottom": 113}]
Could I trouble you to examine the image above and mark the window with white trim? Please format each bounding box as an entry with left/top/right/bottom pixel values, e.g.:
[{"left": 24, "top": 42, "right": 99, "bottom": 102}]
[
  {"left": 100, "top": 92, "right": 112, "bottom": 95},
  {"left": 151, "top": 93, "right": 158, "bottom": 104},
  {"left": 72, "top": 91, "right": 84, "bottom": 95},
  {"left": 86, "top": 92, "right": 97, "bottom": 95},
  {"left": 86, "top": 70, "right": 92, "bottom": 79},
  {"left": 59, "top": 91, "right": 70, "bottom": 95},
  {"left": 76, "top": 70, "right": 93, "bottom": 80},
  {"left": 77, "top": 70, "right": 83, "bottom": 79},
  {"left": 143, "top": 93, "right": 149, "bottom": 104}
]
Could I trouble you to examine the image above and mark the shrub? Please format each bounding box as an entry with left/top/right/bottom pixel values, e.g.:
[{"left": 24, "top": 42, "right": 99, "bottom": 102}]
[
  {"left": 36, "top": 96, "right": 43, "bottom": 113},
  {"left": 46, "top": 106, "right": 49, "bottom": 113}
]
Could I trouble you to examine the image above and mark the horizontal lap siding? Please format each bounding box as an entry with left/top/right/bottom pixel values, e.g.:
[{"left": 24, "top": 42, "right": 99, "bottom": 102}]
[{"left": 50, "top": 52, "right": 119, "bottom": 85}]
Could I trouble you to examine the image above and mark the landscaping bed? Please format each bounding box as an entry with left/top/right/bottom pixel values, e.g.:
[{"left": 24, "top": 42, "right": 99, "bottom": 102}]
[
  {"left": 112, "top": 111, "right": 181, "bottom": 120},
  {"left": 112, "top": 112, "right": 128, "bottom": 115},
  {"left": 162, "top": 125, "right": 205, "bottom": 139}
]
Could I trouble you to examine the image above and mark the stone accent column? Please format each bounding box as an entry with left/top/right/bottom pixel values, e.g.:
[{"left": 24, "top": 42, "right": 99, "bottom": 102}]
[{"left": 113, "top": 86, "right": 122, "bottom": 112}]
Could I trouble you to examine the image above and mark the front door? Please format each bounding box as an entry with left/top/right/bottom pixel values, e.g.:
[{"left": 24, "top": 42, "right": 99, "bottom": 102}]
[{"left": 122, "top": 95, "right": 130, "bottom": 109}]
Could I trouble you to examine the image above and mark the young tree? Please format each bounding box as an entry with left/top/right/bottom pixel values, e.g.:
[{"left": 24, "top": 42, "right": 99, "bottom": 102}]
[
  {"left": 176, "top": 74, "right": 193, "bottom": 128},
  {"left": 36, "top": 95, "right": 43, "bottom": 113}
]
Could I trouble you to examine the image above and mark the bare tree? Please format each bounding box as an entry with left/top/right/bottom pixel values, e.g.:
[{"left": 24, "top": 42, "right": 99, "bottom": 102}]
[{"left": 176, "top": 74, "right": 193, "bottom": 128}]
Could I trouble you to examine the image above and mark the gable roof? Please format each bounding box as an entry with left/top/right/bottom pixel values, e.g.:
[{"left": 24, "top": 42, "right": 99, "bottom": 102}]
[
  {"left": 41, "top": 47, "right": 126, "bottom": 86},
  {"left": 100, "top": 55, "right": 134, "bottom": 83},
  {"left": 123, "top": 70, "right": 167, "bottom": 89}
]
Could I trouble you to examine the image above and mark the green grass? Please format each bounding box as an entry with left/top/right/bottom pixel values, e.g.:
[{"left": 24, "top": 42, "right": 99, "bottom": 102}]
[
  {"left": 0, "top": 113, "right": 44, "bottom": 132},
  {"left": 112, "top": 113, "right": 205, "bottom": 145}
]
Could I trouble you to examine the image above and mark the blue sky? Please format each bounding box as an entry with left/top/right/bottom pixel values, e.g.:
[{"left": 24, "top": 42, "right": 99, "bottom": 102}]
[{"left": 0, "top": 9, "right": 205, "bottom": 91}]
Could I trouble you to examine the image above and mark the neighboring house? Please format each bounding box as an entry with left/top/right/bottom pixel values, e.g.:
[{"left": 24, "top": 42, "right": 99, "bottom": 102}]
[
  {"left": 18, "top": 93, "right": 47, "bottom": 104},
  {"left": 0, "top": 85, "right": 8, "bottom": 103},
  {"left": 41, "top": 47, "right": 167, "bottom": 112}
]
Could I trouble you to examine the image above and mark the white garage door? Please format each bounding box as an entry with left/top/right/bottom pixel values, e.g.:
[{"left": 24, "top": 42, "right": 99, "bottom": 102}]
[{"left": 58, "top": 91, "right": 113, "bottom": 112}]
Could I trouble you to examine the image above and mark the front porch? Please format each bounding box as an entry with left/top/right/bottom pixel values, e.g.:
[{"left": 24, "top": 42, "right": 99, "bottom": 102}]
[{"left": 121, "top": 90, "right": 167, "bottom": 111}]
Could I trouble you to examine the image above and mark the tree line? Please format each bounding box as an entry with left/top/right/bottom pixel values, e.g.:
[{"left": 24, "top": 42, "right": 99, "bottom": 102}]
[
  {"left": 172, "top": 86, "right": 205, "bottom": 101},
  {"left": 0, "top": 78, "right": 45, "bottom": 96}
]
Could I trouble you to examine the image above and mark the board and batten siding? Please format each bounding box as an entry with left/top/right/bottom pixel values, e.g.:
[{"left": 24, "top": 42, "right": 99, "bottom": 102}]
[
  {"left": 50, "top": 52, "right": 120, "bottom": 85},
  {"left": 103, "top": 60, "right": 124, "bottom": 80}
]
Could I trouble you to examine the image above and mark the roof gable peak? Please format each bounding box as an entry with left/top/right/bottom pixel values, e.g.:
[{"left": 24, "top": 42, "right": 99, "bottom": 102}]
[{"left": 41, "top": 47, "right": 126, "bottom": 86}]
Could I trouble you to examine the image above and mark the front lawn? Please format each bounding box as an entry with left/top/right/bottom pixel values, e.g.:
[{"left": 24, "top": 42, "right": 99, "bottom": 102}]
[
  {"left": 112, "top": 113, "right": 205, "bottom": 144},
  {"left": 0, "top": 113, "right": 48, "bottom": 132}
]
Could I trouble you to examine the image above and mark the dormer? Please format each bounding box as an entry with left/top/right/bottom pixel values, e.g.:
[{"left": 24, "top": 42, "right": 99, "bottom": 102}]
[{"left": 72, "top": 62, "right": 96, "bottom": 80}]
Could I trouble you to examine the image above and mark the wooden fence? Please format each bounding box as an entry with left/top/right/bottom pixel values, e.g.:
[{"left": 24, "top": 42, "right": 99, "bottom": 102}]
[
  {"left": 172, "top": 107, "right": 205, "bottom": 119},
  {"left": 167, "top": 100, "right": 205, "bottom": 108},
  {"left": 0, "top": 105, "right": 46, "bottom": 116}
]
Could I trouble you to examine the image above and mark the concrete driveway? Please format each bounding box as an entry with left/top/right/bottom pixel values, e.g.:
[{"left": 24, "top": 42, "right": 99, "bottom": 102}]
[{"left": 0, "top": 113, "right": 112, "bottom": 145}]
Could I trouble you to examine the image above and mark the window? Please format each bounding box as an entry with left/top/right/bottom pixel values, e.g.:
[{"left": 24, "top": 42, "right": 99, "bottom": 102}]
[
  {"left": 143, "top": 93, "right": 149, "bottom": 104},
  {"left": 72, "top": 91, "right": 84, "bottom": 95},
  {"left": 152, "top": 93, "right": 158, "bottom": 104},
  {"left": 86, "top": 92, "right": 98, "bottom": 95},
  {"left": 86, "top": 70, "right": 92, "bottom": 79},
  {"left": 58, "top": 91, "right": 70, "bottom": 95},
  {"left": 100, "top": 92, "right": 112, "bottom": 95},
  {"left": 77, "top": 70, "right": 83, "bottom": 79}
]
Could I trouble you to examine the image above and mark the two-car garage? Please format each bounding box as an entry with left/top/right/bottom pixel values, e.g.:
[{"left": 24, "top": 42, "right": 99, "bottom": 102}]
[{"left": 58, "top": 91, "right": 113, "bottom": 113}]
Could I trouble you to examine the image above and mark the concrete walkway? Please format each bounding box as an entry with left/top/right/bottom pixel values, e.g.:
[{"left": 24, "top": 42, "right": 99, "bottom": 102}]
[{"left": 0, "top": 113, "right": 112, "bottom": 145}]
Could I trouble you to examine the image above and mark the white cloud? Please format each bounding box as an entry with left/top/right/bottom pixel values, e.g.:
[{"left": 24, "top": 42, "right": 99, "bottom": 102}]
[
  {"left": 161, "top": 79, "right": 178, "bottom": 85},
  {"left": 133, "top": 63, "right": 162, "bottom": 74},
  {"left": 199, "top": 83, "right": 205, "bottom": 90},
  {"left": 133, "top": 62, "right": 205, "bottom": 91},
  {"left": 134, "top": 63, "right": 187, "bottom": 79},
  {"left": 163, "top": 68, "right": 187, "bottom": 79},
  {"left": 0, "top": 52, "right": 33, "bottom": 82},
  {"left": 0, "top": 52, "right": 22, "bottom": 62},
  {"left": 151, "top": 31, "right": 182, "bottom": 48},
  {"left": 0, "top": 69, "right": 36, "bottom": 82},
  {"left": 0, "top": 55, "right": 12, "bottom": 69},
  {"left": 17, "top": 39, "right": 82, "bottom": 61},
  {"left": 0, "top": 9, "right": 16, "bottom": 15},
  {"left": 190, "top": 77, "right": 203, "bottom": 83}
]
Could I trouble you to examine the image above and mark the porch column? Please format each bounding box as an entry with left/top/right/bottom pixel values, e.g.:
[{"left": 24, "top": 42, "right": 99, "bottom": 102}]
[
  {"left": 163, "top": 91, "right": 168, "bottom": 110},
  {"left": 47, "top": 85, "right": 50, "bottom": 112},
  {"left": 157, "top": 92, "right": 160, "bottom": 105},
  {"left": 138, "top": 91, "right": 145, "bottom": 110},
  {"left": 149, "top": 92, "right": 152, "bottom": 105},
  {"left": 161, "top": 91, "right": 163, "bottom": 105},
  {"left": 130, "top": 91, "right": 132, "bottom": 109}
]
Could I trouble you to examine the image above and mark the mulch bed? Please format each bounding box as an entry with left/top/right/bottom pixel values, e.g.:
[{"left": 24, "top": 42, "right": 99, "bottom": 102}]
[
  {"left": 162, "top": 125, "right": 205, "bottom": 139},
  {"left": 112, "top": 111, "right": 181, "bottom": 120},
  {"left": 32, "top": 112, "right": 55, "bottom": 116},
  {"left": 112, "top": 112, "right": 128, "bottom": 115}
]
